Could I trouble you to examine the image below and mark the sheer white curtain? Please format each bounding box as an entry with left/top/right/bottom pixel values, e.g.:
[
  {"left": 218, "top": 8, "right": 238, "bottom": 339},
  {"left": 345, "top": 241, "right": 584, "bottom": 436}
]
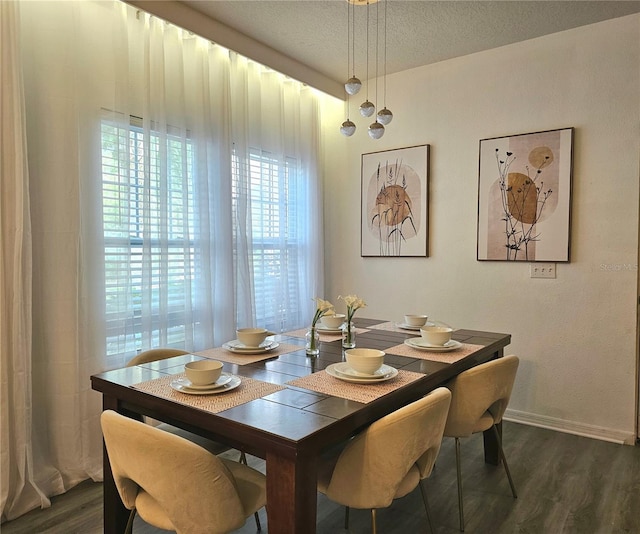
[
  {"left": 2, "top": 0, "right": 330, "bottom": 520},
  {"left": 0, "top": 1, "right": 48, "bottom": 521}
]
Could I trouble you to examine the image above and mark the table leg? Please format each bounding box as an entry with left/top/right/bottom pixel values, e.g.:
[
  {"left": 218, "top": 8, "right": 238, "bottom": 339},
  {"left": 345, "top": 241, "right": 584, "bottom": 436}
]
[
  {"left": 483, "top": 348, "right": 505, "bottom": 466},
  {"left": 483, "top": 421, "right": 501, "bottom": 465},
  {"left": 102, "top": 398, "right": 129, "bottom": 534},
  {"left": 266, "top": 450, "right": 317, "bottom": 534}
]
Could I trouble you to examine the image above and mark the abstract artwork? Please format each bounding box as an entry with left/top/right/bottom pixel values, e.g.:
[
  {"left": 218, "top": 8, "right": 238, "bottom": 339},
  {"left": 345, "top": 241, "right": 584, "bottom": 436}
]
[
  {"left": 477, "top": 128, "right": 573, "bottom": 262},
  {"left": 361, "top": 144, "right": 429, "bottom": 257}
]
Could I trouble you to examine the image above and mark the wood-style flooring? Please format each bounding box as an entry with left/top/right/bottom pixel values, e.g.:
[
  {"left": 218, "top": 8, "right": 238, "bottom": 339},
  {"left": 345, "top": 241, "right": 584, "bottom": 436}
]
[{"left": 2, "top": 422, "right": 639, "bottom": 533}]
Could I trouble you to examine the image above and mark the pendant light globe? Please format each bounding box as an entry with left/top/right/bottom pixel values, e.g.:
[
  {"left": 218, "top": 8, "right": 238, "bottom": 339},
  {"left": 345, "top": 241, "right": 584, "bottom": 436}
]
[
  {"left": 340, "top": 119, "right": 357, "bottom": 137},
  {"left": 368, "top": 122, "right": 385, "bottom": 139},
  {"left": 359, "top": 100, "right": 375, "bottom": 117},
  {"left": 377, "top": 107, "right": 393, "bottom": 125},
  {"left": 345, "top": 77, "right": 362, "bottom": 95}
]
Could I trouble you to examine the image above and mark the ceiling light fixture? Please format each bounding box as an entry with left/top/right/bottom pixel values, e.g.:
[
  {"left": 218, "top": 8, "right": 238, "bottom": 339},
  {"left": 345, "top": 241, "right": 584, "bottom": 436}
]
[{"left": 341, "top": 0, "right": 392, "bottom": 140}]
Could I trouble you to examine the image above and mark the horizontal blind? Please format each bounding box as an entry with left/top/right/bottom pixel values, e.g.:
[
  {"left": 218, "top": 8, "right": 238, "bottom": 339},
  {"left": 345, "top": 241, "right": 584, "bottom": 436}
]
[
  {"left": 233, "top": 149, "right": 300, "bottom": 332},
  {"left": 101, "top": 119, "right": 196, "bottom": 361}
]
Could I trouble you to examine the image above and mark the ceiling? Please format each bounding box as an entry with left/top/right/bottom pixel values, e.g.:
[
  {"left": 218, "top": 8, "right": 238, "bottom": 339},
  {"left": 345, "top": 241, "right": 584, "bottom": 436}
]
[
  {"left": 178, "top": 0, "right": 639, "bottom": 82},
  {"left": 131, "top": 0, "right": 640, "bottom": 98}
]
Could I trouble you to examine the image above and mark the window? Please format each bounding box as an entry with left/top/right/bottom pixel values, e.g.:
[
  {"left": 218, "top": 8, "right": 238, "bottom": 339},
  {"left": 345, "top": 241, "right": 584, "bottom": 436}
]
[
  {"left": 101, "top": 117, "right": 196, "bottom": 358},
  {"left": 101, "top": 118, "right": 303, "bottom": 360},
  {"left": 232, "top": 149, "right": 301, "bottom": 332}
]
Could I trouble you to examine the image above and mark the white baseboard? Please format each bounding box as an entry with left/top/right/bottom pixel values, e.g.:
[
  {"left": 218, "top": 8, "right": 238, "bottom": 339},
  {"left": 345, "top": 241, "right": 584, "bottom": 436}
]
[{"left": 504, "top": 408, "right": 637, "bottom": 445}]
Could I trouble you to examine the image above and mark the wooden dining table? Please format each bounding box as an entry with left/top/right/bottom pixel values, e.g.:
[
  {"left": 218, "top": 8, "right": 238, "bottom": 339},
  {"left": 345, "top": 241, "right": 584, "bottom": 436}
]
[{"left": 91, "top": 318, "right": 511, "bottom": 534}]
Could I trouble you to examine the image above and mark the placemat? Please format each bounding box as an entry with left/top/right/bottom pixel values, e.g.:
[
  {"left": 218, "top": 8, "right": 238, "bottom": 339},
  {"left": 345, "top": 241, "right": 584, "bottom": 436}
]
[
  {"left": 286, "top": 369, "right": 423, "bottom": 404},
  {"left": 284, "top": 327, "right": 369, "bottom": 342},
  {"left": 132, "top": 373, "right": 285, "bottom": 414},
  {"left": 367, "top": 321, "right": 420, "bottom": 335},
  {"left": 384, "top": 342, "right": 484, "bottom": 364},
  {"left": 194, "top": 343, "right": 300, "bottom": 365}
]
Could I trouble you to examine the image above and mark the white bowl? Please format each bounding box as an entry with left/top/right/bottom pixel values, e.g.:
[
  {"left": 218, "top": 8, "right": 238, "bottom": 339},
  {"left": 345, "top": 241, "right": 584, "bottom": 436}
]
[
  {"left": 345, "top": 348, "right": 385, "bottom": 375},
  {"left": 321, "top": 314, "right": 346, "bottom": 329},
  {"left": 404, "top": 314, "right": 429, "bottom": 327},
  {"left": 185, "top": 360, "right": 223, "bottom": 386},
  {"left": 236, "top": 328, "right": 275, "bottom": 348},
  {"left": 420, "top": 325, "right": 453, "bottom": 346}
]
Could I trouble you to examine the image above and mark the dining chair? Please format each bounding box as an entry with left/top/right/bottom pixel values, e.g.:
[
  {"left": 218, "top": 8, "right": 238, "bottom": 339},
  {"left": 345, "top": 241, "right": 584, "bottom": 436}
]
[
  {"left": 443, "top": 354, "right": 520, "bottom": 532},
  {"left": 126, "top": 348, "right": 256, "bottom": 528},
  {"left": 317, "top": 387, "right": 452, "bottom": 534},
  {"left": 126, "top": 349, "right": 245, "bottom": 457},
  {"left": 100, "top": 410, "right": 267, "bottom": 534}
]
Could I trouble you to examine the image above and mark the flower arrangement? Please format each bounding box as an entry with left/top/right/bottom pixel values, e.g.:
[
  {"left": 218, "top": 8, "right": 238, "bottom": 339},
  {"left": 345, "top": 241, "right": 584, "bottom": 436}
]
[
  {"left": 307, "top": 298, "right": 334, "bottom": 355},
  {"left": 338, "top": 294, "right": 366, "bottom": 348},
  {"left": 339, "top": 294, "right": 366, "bottom": 323},
  {"left": 311, "top": 297, "right": 334, "bottom": 327}
]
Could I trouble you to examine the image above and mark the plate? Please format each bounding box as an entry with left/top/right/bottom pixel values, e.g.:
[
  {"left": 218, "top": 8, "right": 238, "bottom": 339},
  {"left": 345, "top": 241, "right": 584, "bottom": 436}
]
[
  {"left": 171, "top": 373, "right": 233, "bottom": 391},
  {"left": 325, "top": 363, "right": 398, "bottom": 384},
  {"left": 404, "top": 338, "right": 463, "bottom": 352},
  {"left": 222, "top": 340, "right": 280, "bottom": 354},
  {"left": 316, "top": 325, "right": 343, "bottom": 334},
  {"left": 334, "top": 362, "right": 393, "bottom": 380},
  {"left": 396, "top": 322, "right": 436, "bottom": 331},
  {"left": 170, "top": 374, "right": 241, "bottom": 395}
]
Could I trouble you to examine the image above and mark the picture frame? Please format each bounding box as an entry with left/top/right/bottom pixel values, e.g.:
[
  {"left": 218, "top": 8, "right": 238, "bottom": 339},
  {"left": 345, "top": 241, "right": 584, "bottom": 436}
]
[
  {"left": 477, "top": 127, "right": 574, "bottom": 262},
  {"left": 361, "top": 144, "right": 429, "bottom": 257}
]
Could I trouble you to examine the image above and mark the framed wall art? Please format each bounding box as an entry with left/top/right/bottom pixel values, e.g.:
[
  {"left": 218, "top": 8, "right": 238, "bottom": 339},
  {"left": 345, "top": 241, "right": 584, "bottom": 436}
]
[
  {"left": 477, "top": 127, "right": 574, "bottom": 262},
  {"left": 361, "top": 144, "right": 429, "bottom": 257}
]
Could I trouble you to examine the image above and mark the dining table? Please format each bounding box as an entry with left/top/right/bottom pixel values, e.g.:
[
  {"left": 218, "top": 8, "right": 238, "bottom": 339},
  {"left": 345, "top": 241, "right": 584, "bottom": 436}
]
[{"left": 91, "top": 318, "right": 511, "bottom": 534}]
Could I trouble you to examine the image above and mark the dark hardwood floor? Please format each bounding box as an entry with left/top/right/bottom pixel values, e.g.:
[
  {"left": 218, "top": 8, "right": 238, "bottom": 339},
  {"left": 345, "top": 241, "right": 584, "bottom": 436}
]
[{"left": 2, "top": 422, "right": 639, "bottom": 533}]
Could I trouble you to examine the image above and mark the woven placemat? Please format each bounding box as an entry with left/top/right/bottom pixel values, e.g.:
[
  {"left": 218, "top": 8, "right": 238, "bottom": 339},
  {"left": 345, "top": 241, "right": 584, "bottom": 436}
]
[
  {"left": 284, "top": 327, "right": 369, "bottom": 342},
  {"left": 286, "top": 369, "right": 423, "bottom": 404},
  {"left": 367, "top": 321, "right": 420, "bottom": 335},
  {"left": 132, "top": 373, "right": 285, "bottom": 414},
  {"left": 194, "top": 342, "right": 300, "bottom": 365},
  {"left": 385, "top": 342, "right": 484, "bottom": 364}
]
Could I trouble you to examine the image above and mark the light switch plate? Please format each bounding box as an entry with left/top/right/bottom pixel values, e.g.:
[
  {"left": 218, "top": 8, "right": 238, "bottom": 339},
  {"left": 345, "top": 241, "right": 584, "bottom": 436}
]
[{"left": 530, "top": 263, "right": 556, "bottom": 279}]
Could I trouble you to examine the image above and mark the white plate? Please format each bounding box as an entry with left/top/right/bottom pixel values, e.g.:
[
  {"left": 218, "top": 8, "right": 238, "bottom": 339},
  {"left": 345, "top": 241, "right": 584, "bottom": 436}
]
[
  {"left": 316, "top": 325, "right": 343, "bottom": 334},
  {"left": 334, "top": 362, "right": 393, "bottom": 380},
  {"left": 325, "top": 363, "right": 398, "bottom": 384},
  {"left": 404, "top": 338, "right": 462, "bottom": 352},
  {"left": 172, "top": 373, "right": 233, "bottom": 391},
  {"left": 396, "top": 322, "right": 436, "bottom": 331},
  {"left": 222, "top": 340, "right": 280, "bottom": 354},
  {"left": 170, "top": 374, "right": 241, "bottom": 395}
]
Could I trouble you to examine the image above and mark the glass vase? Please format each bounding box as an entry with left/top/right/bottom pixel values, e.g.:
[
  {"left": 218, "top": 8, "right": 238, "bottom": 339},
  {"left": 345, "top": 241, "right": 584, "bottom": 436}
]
[
  {"left": 342, "top": 322, "right": 356, "bottom": 349},
  {"left": 306, "top": 326, "right": 320, "bottom": 356}
]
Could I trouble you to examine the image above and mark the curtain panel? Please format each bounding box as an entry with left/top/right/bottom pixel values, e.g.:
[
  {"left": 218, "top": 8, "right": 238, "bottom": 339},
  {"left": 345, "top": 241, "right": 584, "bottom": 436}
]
[{"left": 2, "top": 0, "right": 333, "bottom": 520}]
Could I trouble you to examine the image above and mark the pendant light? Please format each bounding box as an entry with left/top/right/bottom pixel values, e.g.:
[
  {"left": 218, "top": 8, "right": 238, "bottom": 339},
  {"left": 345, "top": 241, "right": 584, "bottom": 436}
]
[
  {"left": 359, "top": 1, "right": 375, "bottom": 118},
  {"left": 376, "top": 0, "right": 393, "bottom": 126},
  {"left": 368, "top": 0, "right": 384, "bottom": 139},
  {"left": 341, "top": 0, "right": 358, "bottom": 136},
  {"left": 344, "top": 0, "right": 362, "bottom": 95},
  {"left": 340, "top": 0, "right": 393, "bottom": 139}
]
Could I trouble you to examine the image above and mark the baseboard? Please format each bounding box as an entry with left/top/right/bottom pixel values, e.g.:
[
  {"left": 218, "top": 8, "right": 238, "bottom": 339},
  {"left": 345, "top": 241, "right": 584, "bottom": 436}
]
[{"left": 504, "top": 409, "right": 637, "bottom": 445}]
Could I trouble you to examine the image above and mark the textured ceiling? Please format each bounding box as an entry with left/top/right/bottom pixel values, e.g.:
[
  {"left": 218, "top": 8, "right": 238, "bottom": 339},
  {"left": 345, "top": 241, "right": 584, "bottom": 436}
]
[{"left": 179, "top": 0, "right": 640, "bottom": 85}]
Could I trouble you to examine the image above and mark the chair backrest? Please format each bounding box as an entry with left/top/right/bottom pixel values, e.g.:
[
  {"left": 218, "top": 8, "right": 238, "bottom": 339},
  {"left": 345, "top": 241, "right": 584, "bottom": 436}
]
[
  {"left": 323, "top": 387, "right": 452, "bottom": 509},
  {"left": 444, "top": 355, "right": 519, "bottom": 438},
  {"left": 100, "top": 410, "right": 248, "bottom": 534},
  {"left": 126, "top": 348, "right": 189, "bottom": 367}
]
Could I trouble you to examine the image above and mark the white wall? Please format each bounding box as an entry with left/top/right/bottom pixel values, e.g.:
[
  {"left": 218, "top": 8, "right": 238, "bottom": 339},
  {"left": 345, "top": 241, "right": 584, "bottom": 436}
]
[{"left": 322, "top": 14, "right": 640, "bottom": 443}]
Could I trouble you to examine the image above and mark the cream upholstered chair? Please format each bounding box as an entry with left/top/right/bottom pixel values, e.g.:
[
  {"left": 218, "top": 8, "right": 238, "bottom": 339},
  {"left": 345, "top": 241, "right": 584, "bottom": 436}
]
[
  {"left": 127, "top": 348, "right": 234, "bottom": 456},
  {"left": 126, "top": 349, "right": 243, "bottom": 457},
  {"left": 317, "top": 387, "right": 452, "bottom": 534},
  {"left": 100, "top": 410, "right": 267, "bottom": 534},
  {"left": 126, "top": 349, "right": 256, "bottom": 528},
  {"left": 444, "top": 354, "right": 519, "bottom": 532}
]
